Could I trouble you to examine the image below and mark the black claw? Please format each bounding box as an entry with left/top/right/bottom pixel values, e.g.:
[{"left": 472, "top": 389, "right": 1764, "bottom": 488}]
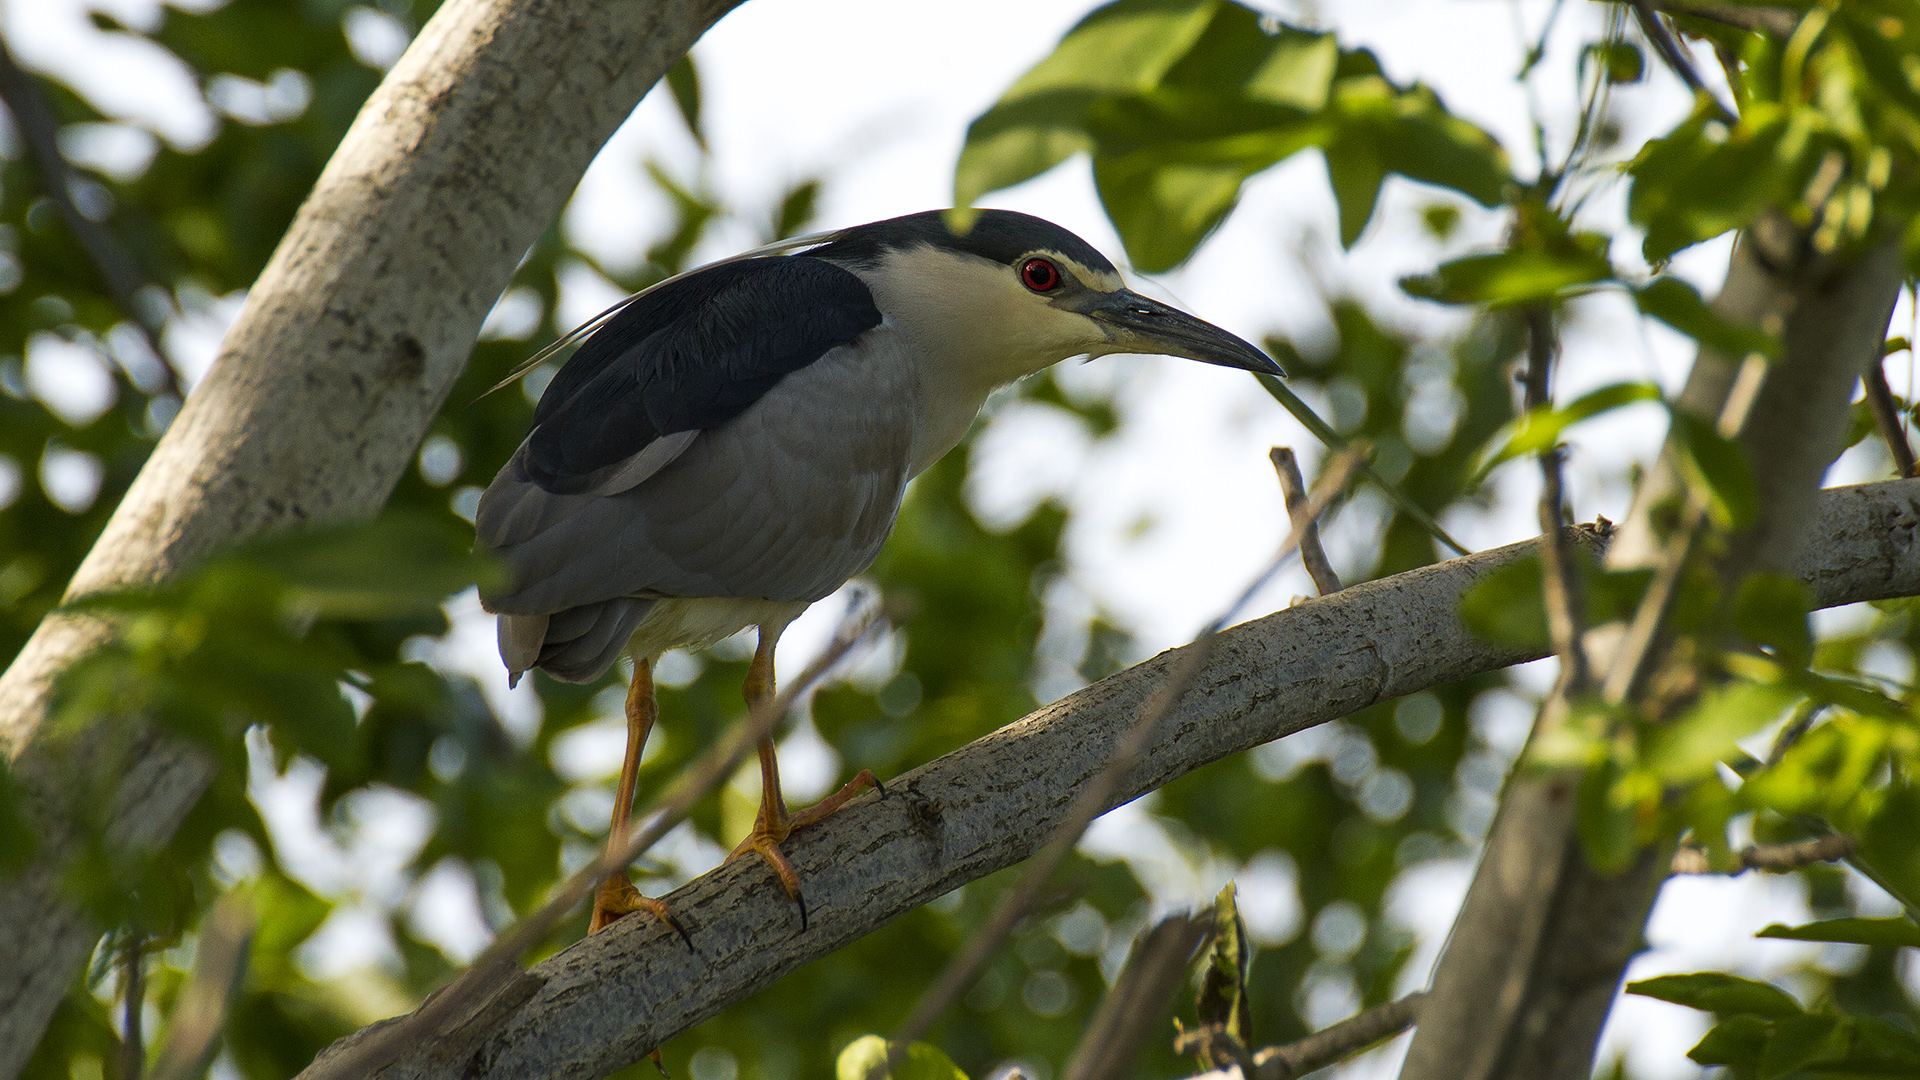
[
  {"left": 649, "top": 1049, "right": 670, "bottom": 1078},
  {"left": 795, "top": 889, "right": 809, "bottom": 932},
  {"left": 670, "top": 919, "right": 694, "bottom": 951},
  {"left": 872, "top": 775, "right": 888, "bottom": 799}
]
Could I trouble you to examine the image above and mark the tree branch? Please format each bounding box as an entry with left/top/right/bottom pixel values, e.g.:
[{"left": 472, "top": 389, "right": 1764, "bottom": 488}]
[
  {"left": 0, "top": 0, "right": 744, "bottom": 1071},
  {"left": 1269, "top": 448, "right": 1341, "bottom": 596},
  {"left": 1861, "top": 364, "right": 1917, "bottom": 478},
  {"left": 294, "top": 477, "right": 1920, "bottom": 1080},
  {"left": 0, "top": 33, "right": 178, "bottom": 395},
  {"left": 1400, "top": 229, "right": 1908, "bottom": 1080},
  {"left": 1063, "top": 912, "right": 1211, "bottom": 1080},
  {"left": 1671, "top": 833, "right": 1859, "bottom": 875},
  {"left": 1175, "top": 993, "right": 1426, "bottom": 1080}
]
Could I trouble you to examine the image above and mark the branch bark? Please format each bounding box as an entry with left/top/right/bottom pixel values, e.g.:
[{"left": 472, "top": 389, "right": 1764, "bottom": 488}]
[
  {"left": 296, "top": 477, "right": 1920, "bottom": 1080},
  {"left": 0, "top": 0, "right": 742, "bottom": 1071},
  {"left": 1399, "top": 229, "right": 1908, "bottom": 1080}
]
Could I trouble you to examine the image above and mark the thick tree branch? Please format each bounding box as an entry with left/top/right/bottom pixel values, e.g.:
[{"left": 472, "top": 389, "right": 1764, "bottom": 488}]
[
  {"left": 0, "top": 0, "right": 743, "bottom": 1071},
  {"left": 1400, "top": 230, "right": 1908, "bottom": 1080},
  {"left": 294, "top": 477, "right": 1920, "bottom": 1080}
]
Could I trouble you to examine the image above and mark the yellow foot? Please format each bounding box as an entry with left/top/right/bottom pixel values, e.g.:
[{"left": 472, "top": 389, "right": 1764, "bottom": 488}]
[
  {"left": 591, "top": 874, "right": 692, "bottom": 947},
  {"left": 727, "top": 770, "right": 882, "bottom": 931}
]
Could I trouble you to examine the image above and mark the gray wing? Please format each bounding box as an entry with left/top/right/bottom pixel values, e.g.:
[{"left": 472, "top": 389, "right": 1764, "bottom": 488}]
[{"left": 481, "top": 332, "right": 916, "bottom": 617}]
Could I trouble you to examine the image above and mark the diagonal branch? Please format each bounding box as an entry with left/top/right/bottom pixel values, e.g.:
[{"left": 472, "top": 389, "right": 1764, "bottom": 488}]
[
  {"left": 298, "top": 476, "right": 1920, "bottom": 1080},
  {"left": 0, "top": 34, "right": 179, "bottom": 395}
]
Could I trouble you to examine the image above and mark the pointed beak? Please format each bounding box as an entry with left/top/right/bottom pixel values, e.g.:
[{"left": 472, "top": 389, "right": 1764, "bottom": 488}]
[{"left": 1082, "top": 290, "right": 1286, "bottom": 377}]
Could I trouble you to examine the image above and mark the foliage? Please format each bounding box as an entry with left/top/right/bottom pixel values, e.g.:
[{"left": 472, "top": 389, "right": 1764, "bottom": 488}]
[{"left": 5, "top": 0, "right": 1920, "bottom": 1079}]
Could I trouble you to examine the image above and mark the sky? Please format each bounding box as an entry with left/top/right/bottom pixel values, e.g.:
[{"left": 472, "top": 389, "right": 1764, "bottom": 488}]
[{"left": 8, "top": 0, "right": 1920, "bottom": 1076}]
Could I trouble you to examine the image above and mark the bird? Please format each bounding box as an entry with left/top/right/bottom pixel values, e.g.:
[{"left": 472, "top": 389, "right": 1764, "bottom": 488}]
[{"left": 475, "top": 208, "right": 1284, "bottom": 936}]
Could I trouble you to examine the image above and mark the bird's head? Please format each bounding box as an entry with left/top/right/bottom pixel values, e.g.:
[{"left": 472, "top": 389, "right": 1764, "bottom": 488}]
[{"left": 811, "top": 210, "right": 1285, "bottom": 388}]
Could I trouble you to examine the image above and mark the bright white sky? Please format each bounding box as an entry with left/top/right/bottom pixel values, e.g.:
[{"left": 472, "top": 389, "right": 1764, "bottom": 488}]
[{"left": 10, "top": 0, "right": 1919, "bottom": 1076}]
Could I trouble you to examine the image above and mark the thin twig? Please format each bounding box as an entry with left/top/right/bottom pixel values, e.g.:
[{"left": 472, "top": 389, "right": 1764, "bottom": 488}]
[
  {"left": 1269, "top": 448, "right": 1341, "bottom": 596},
  {"left": 0, "top": 34, "right": 180, "bottom": 396},
  {"left": 1671, "top": 833, "right": 1858, "bottom": 874},
  {"left": 1630, "top": 0, "right": 1739, "bottom": 123},
  {"left": 1176, "top": 993, "right": 1427, "bottom": 1080},
  {"left": 312, "top": 599, "right": 890, "bottom": 1080},
  {"left": 884, "top": 449, "right": 1366, "bottom": 1070},
  {"left": 121, "top": 934, "right": 143, "bottom": 1080},
  {"left": 1525, "top": 308, "right": 1591, "bottom": 695},
  {"left": 148, "top": 895, "right": 253, "bottom": 1080},
  {"left": 1063, "top": 912, "right": 1211, "bottom": 1080},
  {"left": 1861, "top": 366, "right": 1917, "bottom": 478}
]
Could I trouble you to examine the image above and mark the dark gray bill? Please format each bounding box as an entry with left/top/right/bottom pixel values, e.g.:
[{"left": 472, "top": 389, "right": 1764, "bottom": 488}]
[{"left": 1083, "top": 289, "right": 1286, "bottom": 376}]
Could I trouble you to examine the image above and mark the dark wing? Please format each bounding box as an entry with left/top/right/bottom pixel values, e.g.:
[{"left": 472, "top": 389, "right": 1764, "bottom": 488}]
[
  {"left": 475, "top": 255, "right": 881, "bottom": 547},
  {"left": 523, "top": 255, "right": 881, "bottom": 493}
]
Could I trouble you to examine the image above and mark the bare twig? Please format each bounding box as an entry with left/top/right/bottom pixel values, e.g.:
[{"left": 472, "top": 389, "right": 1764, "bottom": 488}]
[
  {"left": 1671, "top": 833, "right": 1858, "bottom": 875},
  {"left": 147, "top": 895, "right": 253, "bottom": 1080},
  {"left": 120, "top": 934, "right": 143, "bottom": 1080},
  {"left": 307, "top": 599, "right": 889, "bottom": 1080},
  {"left": 1063, "top": 912, "right": 1211, "bottom": 1080},
  {"left": 1525, "top": 308, "right": 1591, "bottom": 695},
  {"left": 885, "top": 449, "right": 1365, "bottom": 1069},
  {"left": 1254, "top": 993, "right": 1425, "bottom": 1079},
  {"left": 1630, "top": 0, "right": 1738, "bottom": 123},
  {"left": 1861, "top": 365, "right": 1917, "bottom": 478},
  {"left": 1177, "top": 993, "right": 1427, "bottom": 1080},
  {"left": 1269, "top": 448, "right": 1341, "bottom": 596},
  {"left": 0, "top": 34, "right": 179, "bottom": 396}
]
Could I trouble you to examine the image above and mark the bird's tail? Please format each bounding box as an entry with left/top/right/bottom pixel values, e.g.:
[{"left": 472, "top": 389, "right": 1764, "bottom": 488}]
[{"left": 497, "top": 597, "right": 652, "bottom": 686}]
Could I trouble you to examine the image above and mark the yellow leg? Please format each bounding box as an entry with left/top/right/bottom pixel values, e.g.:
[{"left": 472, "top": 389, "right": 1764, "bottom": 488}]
[
  {"left": 725, "top": 628, "right": 881, "bottom": 930},
  {"left": 590, "top": 659, "right": 688, "bottom": 946}
]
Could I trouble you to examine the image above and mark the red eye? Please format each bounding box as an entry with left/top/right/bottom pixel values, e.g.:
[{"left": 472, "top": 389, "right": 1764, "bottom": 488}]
[{"left": 1020, "top": 257, "right": 1061, "bottom": 292}]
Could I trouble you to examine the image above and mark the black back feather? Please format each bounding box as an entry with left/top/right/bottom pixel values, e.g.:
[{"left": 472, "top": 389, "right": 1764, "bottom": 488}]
[{"left": 526, "top": 256, "right": 880, "bottom": 493}]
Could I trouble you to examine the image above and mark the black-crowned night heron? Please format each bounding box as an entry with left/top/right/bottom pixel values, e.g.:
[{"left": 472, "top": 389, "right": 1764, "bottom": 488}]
[{"left": 477, "top": 209, "right": 1283, "bottom": 935}]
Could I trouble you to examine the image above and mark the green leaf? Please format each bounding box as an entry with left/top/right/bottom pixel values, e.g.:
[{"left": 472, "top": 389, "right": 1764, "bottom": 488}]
[
  {"left": 1584, "top": 41, "right": 1645, "bottom": 84},
  {"left": 836, "top": 1036, "right": 970, "bottom": 1080},
  {"left": 1757, "top": 917, "right": 1920, "bottom": 948},
  {"left": 1472, "top": 382, "right": 1663, "bottom": 478},
  {"left": 1731, "top": 573, "right": 1813, "bottom": 667},
  {"left": 1460, "top": 556, "right": 1549, "bottom": 648},
  {"left": 955, "top": 0, "right": 1216, "bottom": 205},
  {"left": 1669, "top": 411, "right": 1760, "bottom": 529},
  {"left": 1634, "top": 277, "right": 1780, "bottom": 360},
  {"left": 1648, "top": 680, "right": 1800, "bottom": 782},
  {"left": 1194, "top": 883, "right": 1252, "bottom": 1066},
  {"left": 1577, "top": 757, "right": 1640, "bottom": 873},
  {"left": 666, "top": 54, "right": 703, "bottom": 145},
  {"left": 1688, "top": 1014, "right": 1771, "bottom": 1067},
  {"left": 1627, "top": 972, "right": 1804, "bottom": 1018},
  {"left": 1324, "top": 134, "right": 1385, "bottom": 248},
  {"left": 1401, "top": 247, "right": 1613, "bottom": 307},
  {"left": 0, "top": 756, "right": 36, "bottom": 878},
  {"left": 1759, "top": 1013, "right": 1844, "bottom": 1079}
]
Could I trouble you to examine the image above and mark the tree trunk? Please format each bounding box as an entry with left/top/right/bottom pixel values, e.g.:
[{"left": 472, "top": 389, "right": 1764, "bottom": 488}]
[
  {"left": 0, "top": 0, "right": 742, "bottom": 1070},
  {"left": 1399, "top": 227, "right": 1908, "bottom": 1080}
]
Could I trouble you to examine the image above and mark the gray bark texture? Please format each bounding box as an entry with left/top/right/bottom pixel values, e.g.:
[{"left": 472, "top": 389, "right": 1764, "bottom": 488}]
[
  {"left": 1399, "top": 230, "right": 1910, "bottom": 1080},
  {"left": 303, "top": 477, "right": 1920, "bottom": 1080},
  {"left": 0, "top": 0, "right": 743, "bottom": 1071}
]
